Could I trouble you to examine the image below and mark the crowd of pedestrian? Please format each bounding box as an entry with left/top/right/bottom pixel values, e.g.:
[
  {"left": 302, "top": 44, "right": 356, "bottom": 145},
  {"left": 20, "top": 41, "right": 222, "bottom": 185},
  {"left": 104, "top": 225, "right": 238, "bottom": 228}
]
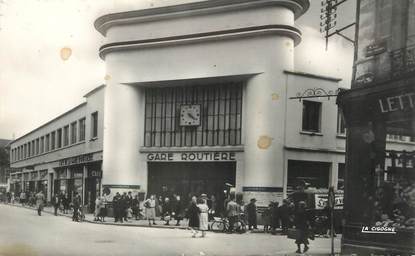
[
  {"left": 112, "top": 191, "right": 141, "bottom": 223},
  {"left": 4, "top": 182, "right": 335, "bottom": 253}
]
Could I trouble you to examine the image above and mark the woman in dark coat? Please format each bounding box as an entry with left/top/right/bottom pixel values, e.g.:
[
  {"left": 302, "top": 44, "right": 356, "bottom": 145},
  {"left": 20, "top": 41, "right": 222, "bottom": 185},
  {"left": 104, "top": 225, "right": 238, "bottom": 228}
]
[
  {"left": 246, "top": 198, "right": 258, "bottom": 230},
  {"left": 132, "top": 195, "right": 140, "bottom": 220},
  {"left": 186, "top": 196, "right": 200, "bottom": 237},
  {"left": 294, "top": 201, "right": 310, "bottom": 254},
  {"left": 173, "top": 195, "right": 184, "bottom": 226}
]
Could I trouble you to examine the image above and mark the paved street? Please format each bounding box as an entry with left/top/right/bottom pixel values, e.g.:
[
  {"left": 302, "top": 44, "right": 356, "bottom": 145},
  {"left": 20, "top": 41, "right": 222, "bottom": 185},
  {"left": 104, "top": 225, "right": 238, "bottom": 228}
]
[{"left": 0, "top": 204, "right": 341, "bottom": 256}]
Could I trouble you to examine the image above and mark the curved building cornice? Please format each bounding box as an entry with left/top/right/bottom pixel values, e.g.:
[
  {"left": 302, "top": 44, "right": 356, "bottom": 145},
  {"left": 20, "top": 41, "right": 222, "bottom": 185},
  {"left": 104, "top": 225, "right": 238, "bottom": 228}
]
[
  {"left": 98, "top": 24, "right": 302, "bottom": 59},
  {"left": 94, "top": 0, "right": 310, "bottom": 36}
]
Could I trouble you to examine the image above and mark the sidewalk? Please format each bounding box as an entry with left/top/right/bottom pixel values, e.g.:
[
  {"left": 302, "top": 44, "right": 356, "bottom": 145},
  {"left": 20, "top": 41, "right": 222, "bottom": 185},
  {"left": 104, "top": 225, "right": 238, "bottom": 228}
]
[
  {"left": 6, "top": 202, "right": 318, "bottom": 237},
  {"left": 7, "top": 202, "right": 195, "bottom": 229}
]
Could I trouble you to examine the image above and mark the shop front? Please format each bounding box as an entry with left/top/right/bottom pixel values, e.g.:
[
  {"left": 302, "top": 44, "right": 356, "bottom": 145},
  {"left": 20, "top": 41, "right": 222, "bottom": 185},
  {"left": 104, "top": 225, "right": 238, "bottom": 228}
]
[
  {"left": 23, "top": 172, "right": 30, "bottom": 193},
  {"left": 37, "top": 170, "right": 48, "bottom": 198},
  {"left": 146, "top": 151, "right": 239, "bottom": 214},
  {"left": 84, "top": 163, "right": 102, "bottom": 213},
  {"left": 29, "top": 171, "right": 38, "bottom": 194},
  {"left": 337, "top": 1, "right": 415, "bottom": 253},
  {"left": 54, "top": 168, "right": 69, "bottom": 197},
  {"left": 287, "top": 160, "right": 331, "bottom": 194},
  {"left": 9, "top": 173, "right": 22, "bottom": 195},
  {"left": 69, "top": 166, "right": 83, "bottom": 202},
  {"left": 54, "top": 153, "right": 102, "bottom": 212},
  {"left": 338, "top": 76, "right": 415, "bottom": 254}
]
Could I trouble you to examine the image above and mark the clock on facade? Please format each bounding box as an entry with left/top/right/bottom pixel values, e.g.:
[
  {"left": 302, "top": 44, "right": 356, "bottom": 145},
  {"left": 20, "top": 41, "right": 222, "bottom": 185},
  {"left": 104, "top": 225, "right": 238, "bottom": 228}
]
[{"left": 180, "top": 105, "right": 201, "bottom": 126}]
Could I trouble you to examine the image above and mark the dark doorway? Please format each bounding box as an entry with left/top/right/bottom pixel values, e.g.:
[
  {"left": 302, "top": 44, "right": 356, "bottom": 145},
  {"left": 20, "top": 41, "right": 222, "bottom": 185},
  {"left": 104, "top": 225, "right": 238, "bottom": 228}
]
[
  {"left": 148, "top": 162, "right": 236, "bottom": 205},
  {"left": 85, "top": 177, "right": 100, "bottom": 213},
  {"left": 287, "top": 160, "right": 330, "bottom": 193}
]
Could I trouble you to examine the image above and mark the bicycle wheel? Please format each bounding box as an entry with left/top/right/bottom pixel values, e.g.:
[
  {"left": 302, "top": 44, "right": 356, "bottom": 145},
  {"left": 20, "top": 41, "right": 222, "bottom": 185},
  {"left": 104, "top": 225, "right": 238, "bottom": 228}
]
[
  {"left": 235, "top": 221, "right": 247, "bottom": 233},
  {"left": 210, "top": 221, "right": 226, "bottom": 232}
]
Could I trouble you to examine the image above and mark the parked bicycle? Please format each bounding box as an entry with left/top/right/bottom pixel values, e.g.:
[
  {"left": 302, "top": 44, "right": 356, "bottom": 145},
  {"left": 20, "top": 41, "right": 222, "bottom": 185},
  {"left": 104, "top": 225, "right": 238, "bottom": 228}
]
[
  {"left": 210, "top": 216, "right": 229, "bottom": 232},
  {"left": 210, "top": 214, "right": 247, "bottom": 233}
]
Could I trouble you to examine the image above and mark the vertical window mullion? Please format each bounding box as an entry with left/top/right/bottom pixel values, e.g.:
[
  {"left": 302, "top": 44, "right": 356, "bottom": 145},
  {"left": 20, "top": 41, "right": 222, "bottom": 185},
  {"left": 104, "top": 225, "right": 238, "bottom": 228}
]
[
  {"left": 238, "top": 85, "right": 243, "bottom": 144},
  {"left": 162, "top": 89, "right": 168, "bottom": 147},
  {"left": 216, "top": 86, "right": 220, "bottom": 145}
]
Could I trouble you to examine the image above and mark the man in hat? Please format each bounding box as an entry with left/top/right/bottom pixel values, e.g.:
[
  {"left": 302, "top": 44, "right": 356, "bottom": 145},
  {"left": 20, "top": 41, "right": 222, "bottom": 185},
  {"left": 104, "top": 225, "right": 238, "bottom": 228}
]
[{"left": 246, "top": 198, "right": 258, "bottom": 230}]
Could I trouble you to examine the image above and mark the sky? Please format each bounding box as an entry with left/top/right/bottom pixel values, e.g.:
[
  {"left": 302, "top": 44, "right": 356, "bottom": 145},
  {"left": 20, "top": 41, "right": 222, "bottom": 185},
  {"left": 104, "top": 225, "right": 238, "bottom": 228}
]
[{"left": 0, "top": 0, "right": 356, "bottom": 140}]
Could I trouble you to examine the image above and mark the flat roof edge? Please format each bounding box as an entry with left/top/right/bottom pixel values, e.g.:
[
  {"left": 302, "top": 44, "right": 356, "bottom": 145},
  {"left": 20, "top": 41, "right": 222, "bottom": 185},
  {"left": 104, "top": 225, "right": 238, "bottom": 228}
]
[
  {"left": 95, "top": 0, "right": 309, "bottom": 35},
  {"left": 83, "top": 84, "right": 106, "bottom": 98},
  {"left": 11, "top": 102, "right": 87, "bottom": 145},
  {"left": 284, "top": 70, "right": 342, "bottom": 82}
]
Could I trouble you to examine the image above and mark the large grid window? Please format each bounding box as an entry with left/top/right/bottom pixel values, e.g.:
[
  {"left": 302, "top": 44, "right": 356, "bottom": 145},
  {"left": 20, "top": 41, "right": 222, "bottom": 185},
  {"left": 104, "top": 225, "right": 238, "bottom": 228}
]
[
  {"left": 302, "top": 100, "right": 322, "bottom": 133},
  {"left": 144, "top": 83, "right": 243, "bottom": 147}
]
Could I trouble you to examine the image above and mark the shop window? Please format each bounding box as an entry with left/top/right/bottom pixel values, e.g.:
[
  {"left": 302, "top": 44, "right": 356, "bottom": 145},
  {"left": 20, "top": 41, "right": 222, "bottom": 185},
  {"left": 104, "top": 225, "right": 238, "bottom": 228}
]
[
  {"left": 63, "top": 125, "right": 69, "bottom": 146},
  {"left": 365, "top": 150, "right": 415, "bottom": 232},
  {"left": 91, "top": 112, "right": 98, "bottom": 139},
  {"left": 338, "top": 163, "right": 345, "bottom": 190},
  {"left": 71, "top": 121, "right": 77, "bottom": 144},
  {"left": 144, "top": 83, "right": 243, "bottom": 147},
  {"left": 287, "top": 160, "right": 330, "bottom": 194},
  {"left": 387, "top": 134, "right": 406, "bottom": 141},
  {"left": 302, "top": 100, "right": 322, "bottom": 133},
  {"left": 337, "top": 108, "right": 346, "bottom": 135},
  {"left": 79, "top": 118, "right": 86, "bottom": 141}
]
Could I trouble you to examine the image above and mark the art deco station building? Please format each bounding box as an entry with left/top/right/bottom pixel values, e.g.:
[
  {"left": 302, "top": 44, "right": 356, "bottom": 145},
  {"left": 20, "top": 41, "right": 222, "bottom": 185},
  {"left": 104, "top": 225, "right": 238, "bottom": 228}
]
[{"left": 8, "top": 1, "right": 415, "bottom": 211}]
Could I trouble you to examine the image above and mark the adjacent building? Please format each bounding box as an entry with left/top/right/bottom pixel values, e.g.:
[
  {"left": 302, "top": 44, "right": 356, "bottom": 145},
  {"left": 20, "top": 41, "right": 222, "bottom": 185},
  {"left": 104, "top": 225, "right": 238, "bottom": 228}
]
[
  {"left": 9, "top": 86, "right": 104, "bottom": 212},
  {"left": 0, "top": 139, "right": 11, "bottom": 194},
  {"left": 338, "top": 0, "right": 415, "bottom": 254}
]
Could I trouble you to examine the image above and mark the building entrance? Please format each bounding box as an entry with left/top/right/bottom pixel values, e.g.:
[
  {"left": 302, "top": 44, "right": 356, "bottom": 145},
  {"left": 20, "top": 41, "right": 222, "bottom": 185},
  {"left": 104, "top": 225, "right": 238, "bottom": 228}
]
[{"left": 148, "top": 162, "right": 236, "bottom": 210}]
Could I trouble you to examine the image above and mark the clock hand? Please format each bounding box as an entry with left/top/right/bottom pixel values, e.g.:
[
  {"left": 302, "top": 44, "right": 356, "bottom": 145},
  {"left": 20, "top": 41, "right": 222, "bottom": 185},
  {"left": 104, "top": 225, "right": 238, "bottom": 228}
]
[{"left": 188, "top": 113, "right": 196, "bottom": 120}]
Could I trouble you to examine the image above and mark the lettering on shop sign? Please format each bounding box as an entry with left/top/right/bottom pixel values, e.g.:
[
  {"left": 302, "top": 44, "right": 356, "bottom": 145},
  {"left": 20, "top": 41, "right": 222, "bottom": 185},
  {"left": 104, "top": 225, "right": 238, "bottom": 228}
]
[
  {"left": 315, "top": 194, "right": 344, "bottom": 210},
  {"left": 39, "top": 170, "right": 48, "bottom": 179},
  {"left": 59, "top": 153, "right": 93, "bottom": 167},
  {"left": 378, "top": 92, "right": 415, "bottom": 113},
  {"left": 89, "top": 170, "right": 102, "bottom": 177},
  {"left": 146, "top": 152, "right": 236, "bottom": 162}
]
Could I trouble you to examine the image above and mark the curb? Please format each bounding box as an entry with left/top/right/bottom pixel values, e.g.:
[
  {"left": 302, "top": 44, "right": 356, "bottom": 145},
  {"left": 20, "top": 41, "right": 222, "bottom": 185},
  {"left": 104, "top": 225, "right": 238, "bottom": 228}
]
[
  {"left": 4, "top": 203, "right": 191, "bottom": 230},
  {"left": 3, "top": 203, "right": 290, "bottom": 235}
]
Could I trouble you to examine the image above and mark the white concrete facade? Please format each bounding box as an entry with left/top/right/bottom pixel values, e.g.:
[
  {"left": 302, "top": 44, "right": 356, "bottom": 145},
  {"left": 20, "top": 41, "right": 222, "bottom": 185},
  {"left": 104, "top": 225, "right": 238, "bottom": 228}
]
[{"left": 95, "top": 0, "right": 310, "bottom": 205}]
